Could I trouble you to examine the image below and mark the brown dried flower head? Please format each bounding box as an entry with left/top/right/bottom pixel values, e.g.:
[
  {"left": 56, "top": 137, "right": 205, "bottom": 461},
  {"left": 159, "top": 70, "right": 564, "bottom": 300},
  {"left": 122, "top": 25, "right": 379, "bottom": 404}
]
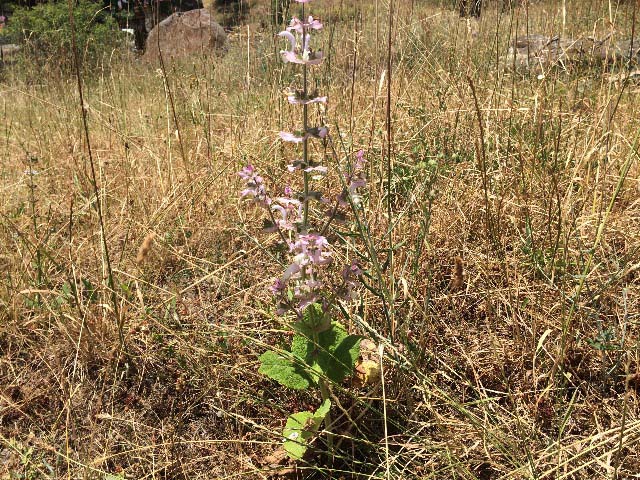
[{"left": 136, "top": 232, "right": 156, "bottom": 264}]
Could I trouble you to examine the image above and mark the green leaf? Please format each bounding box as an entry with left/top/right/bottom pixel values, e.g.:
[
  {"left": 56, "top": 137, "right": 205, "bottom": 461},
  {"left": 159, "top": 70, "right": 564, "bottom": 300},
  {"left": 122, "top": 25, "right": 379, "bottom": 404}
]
[
  {"left": 61, "top": 282, "right": 73, "bottom": 297},
  {"left": 283, "top": 410, "right": 313, "bottom": 459},
  {"left": 291, "top": 321, "right": 362, "bottom": 384},
  {"left": 258, "top": 350, "right": 314, "bottom": 390},
  {"left": 282, "top": 399, "right": 331, "bottom": 460},
  {"left": 318, "top": 324, "right": 362, "bottom": 383},
  {"left": 82, "top": 278, "right": 98, "bottom": 304}
]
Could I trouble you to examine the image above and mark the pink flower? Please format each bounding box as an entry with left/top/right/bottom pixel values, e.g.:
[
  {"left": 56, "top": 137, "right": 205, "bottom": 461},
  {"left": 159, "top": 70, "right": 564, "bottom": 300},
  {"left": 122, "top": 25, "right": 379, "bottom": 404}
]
[
  {"left": 279, "top": 30, "right": 296, "bottom": 51},
  {"left": 238, "top": 165, "right": 271, "bottom": 206},
  {"left": 280, "top": 234, "right": 332, "bottom": 282},
  {"left": 279, "top": 131, "right": 305, "bottom": 143},
  {"left": 308, "top": 126, "right": 328, "bottom": 139},
  {"left": 355, "top": 149, "right": 366, "bottom": 169},
  {"left": 269, "top": 278, "right": 287, "bottom": 295},
  {"left": 279, "top": 126, "right": 329, "bottom": 143},
  {"left": 343, "top": 261, "right": 363, "bottom": 280},
  {"left": 282, "top": 262, "right": 302, "bottom": 282},
  {"left": 287, "top": 160, "right": 327, "bottom": 177},
  {"left": 338, "top": 150, "right": 367, "bottom": 207},
  {"left": 288, "top": 16, "right": 323, "bottom": 34},
  {"left": 237, "top": 164, "right": 255, "bottom": 180},
  {"left": 271, "top": 233, "right": 333, "bottom": 312},
  {"left": 291, "top": 234, "right": 332, "bottom": 267},
  {"left": 278, "top": 31, "right": 324, "bottom": 66},
  {"left": 337, "top": 261, "right": 363, "bottom": 301},
  {"left": 270, "top": 197, "right": 302, "bottom": 231},
  {"left": 261, "top": 185, "right": 302, "bottom": 233},
  {"left": 286, "top": 89, "right": 327, "bottom": 105}
]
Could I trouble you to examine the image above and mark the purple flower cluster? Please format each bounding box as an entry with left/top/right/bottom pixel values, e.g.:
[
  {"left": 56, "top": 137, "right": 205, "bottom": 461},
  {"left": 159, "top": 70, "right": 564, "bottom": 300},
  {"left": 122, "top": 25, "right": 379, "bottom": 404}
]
[
  {"left": 238, "top": 165, "right": 270, "bottom": 207},
  {"left": 279, "top": 233, "right": 333, "bottom": 311},
  {"left": 338, "top": 261, "right": 363, "bottom": 301},
  {"left": 269, "top": 194, "right": 302, "bottom": 232},
  {"left": 286, "top": 89, "right": 327, "bottom": 106},
  {"left": 279, "top": 126, "right": 328, "bottom": 144},
  {"left": 338, "top": 150, "right": 367, "bottom": 207},
  {"left": 278, "top": 28, "right": 324, "bottom": 66},
  {"left": 285, "top": 234, "right": 332, "bottom": 278}
]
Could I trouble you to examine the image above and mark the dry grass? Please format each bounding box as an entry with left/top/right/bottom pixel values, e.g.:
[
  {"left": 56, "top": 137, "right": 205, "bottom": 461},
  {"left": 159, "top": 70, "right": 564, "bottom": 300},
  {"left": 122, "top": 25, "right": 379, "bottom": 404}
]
[{"left": 1, "top": 0, "right": 639, "bottom": 478}]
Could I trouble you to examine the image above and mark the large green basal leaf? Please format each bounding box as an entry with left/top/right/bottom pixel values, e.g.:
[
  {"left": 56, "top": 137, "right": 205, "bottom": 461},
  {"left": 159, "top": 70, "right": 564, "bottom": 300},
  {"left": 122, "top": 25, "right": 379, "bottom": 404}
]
[
  {"left": 258, "top": 350, "right": 314, "bottom": 390},
  {"left": 291, "top": 321, "right": 362, "bottom": 384}
]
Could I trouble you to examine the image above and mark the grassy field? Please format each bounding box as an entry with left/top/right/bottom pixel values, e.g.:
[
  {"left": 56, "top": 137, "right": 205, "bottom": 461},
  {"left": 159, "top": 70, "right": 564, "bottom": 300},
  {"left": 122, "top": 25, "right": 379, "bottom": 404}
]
[{"left": 1, "top": 0, "right": 639, "bottom": 478}]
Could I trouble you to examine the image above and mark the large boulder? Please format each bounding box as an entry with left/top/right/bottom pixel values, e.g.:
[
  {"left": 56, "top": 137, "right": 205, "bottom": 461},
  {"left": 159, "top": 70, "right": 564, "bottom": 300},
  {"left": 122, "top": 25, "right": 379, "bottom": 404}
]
[
  {"left": 597, "top": 38, "right": 640, "bottom": 63},
  {"left": 143, "top": 9, "right": 226, "bottom": 63}
]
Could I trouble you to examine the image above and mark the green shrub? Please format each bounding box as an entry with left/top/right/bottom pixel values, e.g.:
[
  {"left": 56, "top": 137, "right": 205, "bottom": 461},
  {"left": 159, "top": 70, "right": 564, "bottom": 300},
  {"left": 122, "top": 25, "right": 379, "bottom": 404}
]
[{"left": 5, "top": 0, "right": 123, "bottom": 69}]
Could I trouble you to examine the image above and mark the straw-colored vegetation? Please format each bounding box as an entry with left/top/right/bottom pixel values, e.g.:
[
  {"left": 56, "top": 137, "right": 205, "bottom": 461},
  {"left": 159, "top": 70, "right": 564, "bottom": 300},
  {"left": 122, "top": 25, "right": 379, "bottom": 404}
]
[{"left": 1, "top": 0, "right": 639, "bottom": 478}]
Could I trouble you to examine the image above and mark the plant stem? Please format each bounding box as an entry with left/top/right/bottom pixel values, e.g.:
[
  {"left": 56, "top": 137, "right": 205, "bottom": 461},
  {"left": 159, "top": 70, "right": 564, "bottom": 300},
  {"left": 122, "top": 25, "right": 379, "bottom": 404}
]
[
  {"left": 302, "top": 2, "right": 310, "bottom": 231},
  {"left": 319, "top": 379, "right": 334, "bottom": 452},
  {"left": 313, "top": 331, "right": 334, "bottom": 454},
  {"left": 385, "top": 0, "right": 395, "bottom": 340},
  {"left": 26, "top": 158, "right": 42, "bottom": 304}
]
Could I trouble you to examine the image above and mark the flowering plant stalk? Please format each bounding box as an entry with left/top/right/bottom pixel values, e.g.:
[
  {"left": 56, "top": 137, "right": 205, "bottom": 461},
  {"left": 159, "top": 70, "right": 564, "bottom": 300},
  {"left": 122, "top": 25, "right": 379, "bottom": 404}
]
[{"left": 238, "top": 0, "right": 368, "bottom": 461}]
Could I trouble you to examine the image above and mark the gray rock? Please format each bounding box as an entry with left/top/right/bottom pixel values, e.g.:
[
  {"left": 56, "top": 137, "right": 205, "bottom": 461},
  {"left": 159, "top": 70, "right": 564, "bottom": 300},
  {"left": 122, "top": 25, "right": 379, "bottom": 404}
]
[
  {"left": 598, "top": 38, "right": 640, "bottom": 62},
  {"left": 143, "top": 9, "right": 227, "bottom": 63},
  {"left": 505, "top": 35, "right": 640, "bottom": 72},
  {"left": 0, "top": 43, "right": 21, "bottom": 61}
]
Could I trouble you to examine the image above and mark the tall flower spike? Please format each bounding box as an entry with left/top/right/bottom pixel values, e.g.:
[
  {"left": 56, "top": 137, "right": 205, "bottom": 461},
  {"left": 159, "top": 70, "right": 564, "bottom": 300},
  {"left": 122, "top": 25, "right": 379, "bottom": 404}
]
[{"left": 267, "top": 0, "right": 336, "bottom": 315}]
